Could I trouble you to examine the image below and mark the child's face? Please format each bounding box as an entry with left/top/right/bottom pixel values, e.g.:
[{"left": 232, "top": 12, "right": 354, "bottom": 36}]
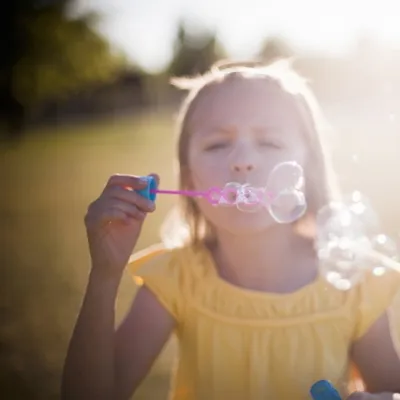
[{"left": 187, "top": 77, "right": 309, "bottom": 235}]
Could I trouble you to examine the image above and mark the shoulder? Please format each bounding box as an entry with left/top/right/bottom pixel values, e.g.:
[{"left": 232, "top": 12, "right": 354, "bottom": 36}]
[
  {"left": 126, "top": 242, "right": 204, "bottom": 321},
  {"left": 127, "top": 242, "right": 174, "bottom": 280},
  {"left": 351, "top": 268, "right": 400, "bottom": 341},
  {"left": 127, "top": 242, "right": 203, "bottom": 281}
]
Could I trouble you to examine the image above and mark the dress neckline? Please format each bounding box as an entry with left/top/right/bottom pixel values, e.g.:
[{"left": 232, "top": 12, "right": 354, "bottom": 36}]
[{"left": 193, "top": 241, "right": 326, "bottom": 301}]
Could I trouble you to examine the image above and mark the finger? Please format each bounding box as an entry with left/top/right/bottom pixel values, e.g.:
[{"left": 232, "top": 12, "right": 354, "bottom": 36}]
[
  {"left": 346, "top": 392, "right": 377, "bottom": 400},
  {"left": 103, "top": 186, "right": 156, "bottom": 213},
  {"left": 108, "top": 200, "right": 146, "bottom": 220},
  {"left": 99, "top": 207, "right": 127, "bottom": 225},
  {"left": 107, "top": 207, "right": 128, "bottom": 221},
  {"left": 104, "top": 174, "right": 148, "bottom": 192},
  {"left": 101, "top": 204, "right": 145, "bottom": 225}
]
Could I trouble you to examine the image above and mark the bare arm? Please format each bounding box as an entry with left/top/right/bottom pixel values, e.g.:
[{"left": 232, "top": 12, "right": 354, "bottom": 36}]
[
  {"left": 114, "top": 284, "right": 176, "bottom": 399},
  {"left": 61, "top": 268, "right": 175, "bottom": 400},
  {"left": 351, "top": 311, "right": 400, "bottom": 394}
]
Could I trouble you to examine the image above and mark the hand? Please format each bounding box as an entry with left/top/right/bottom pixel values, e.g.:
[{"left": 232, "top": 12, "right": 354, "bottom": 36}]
[
  {"left": 84, "top": 173, "right": 159, "bottom": 275},
  {"left": 347, "top": 392, "right": 400, "bottom": 400}
]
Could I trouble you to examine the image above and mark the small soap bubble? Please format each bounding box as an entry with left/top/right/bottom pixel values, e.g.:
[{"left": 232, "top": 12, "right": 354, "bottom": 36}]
[
  {"left": 216, "top": 183, "right": 266, "bottom": 212},
  {"left": 208, "top": 187, "right": 224, "bottom": 206},
  {"left": 318, "top": 236, "right": 369, "bottom": 290},
  {"left": 316, "top": 202, "right": 365, "bottom": 246},
  {"left": 219, "top": 182, "right": 241, "bottom": 206},
  {"left": 268, "top": 189, "right": 307, "bottom": 223},
  {"left": 236, "top": 185, "right": 265, "bottom": 213},
  {"left": 316, "top": 190, "right": 400, "bottom": 290},
  {"left": 370, "top": 234, "right": 399, "bottom": 276},
  {"left": 316, "top": 192, "right": 379, "bottom": 246},
  {"left": 346, "top": 191, "right": 379, "bottom": 230}
]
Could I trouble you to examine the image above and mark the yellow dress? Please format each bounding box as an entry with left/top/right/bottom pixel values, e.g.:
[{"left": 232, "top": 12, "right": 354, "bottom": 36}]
[{"left": 128, "top": 242, "right": 400, "bottom": 400}]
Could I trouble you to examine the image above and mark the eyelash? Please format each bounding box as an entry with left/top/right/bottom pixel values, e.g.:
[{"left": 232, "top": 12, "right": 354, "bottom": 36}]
[
  {"left": 257, "top": 140, "right": 282, "bottom": 149},
  {"left": 205, "top": 142, "right": 229, "bottom": 151},
  {"left": 205, "top": 140, "right": 282, "bottom": 151}
]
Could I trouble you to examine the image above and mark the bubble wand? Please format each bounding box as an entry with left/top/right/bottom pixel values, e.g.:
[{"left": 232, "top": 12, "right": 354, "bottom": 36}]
[{"left": 136, "top": 161, "right": 308, "bottom": 223}]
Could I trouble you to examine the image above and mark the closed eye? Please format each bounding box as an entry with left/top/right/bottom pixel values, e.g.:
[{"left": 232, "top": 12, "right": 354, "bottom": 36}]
[
  {"left": 257, "top": 140, "right": 282, "bottom": 149},
  {"left": 205, "top": 142, "right": 229, "bottom": 151}
]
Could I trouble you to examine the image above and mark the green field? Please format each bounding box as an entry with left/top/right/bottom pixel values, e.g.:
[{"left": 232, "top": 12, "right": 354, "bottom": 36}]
[
  {"left": 1, "top": 108, "right": 400, "bottom": 399},
  {"left": 0, "top": 111, "right": 180, "bottom": 399}
]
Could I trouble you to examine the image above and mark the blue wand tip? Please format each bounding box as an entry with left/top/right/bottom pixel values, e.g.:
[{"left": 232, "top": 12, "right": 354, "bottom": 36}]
[
  {"left": 136, "top": 175, "right": 157, "bottom": 202},
  {"left": 310, "top": 380, "right": 342, "bottom": 400}
]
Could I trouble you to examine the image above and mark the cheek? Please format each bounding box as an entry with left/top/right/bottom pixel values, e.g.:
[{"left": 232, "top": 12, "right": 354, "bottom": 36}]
[
  {"left": 289, "top": 139, "right": 309, "bottom": 161},
  {"left": 189, "top": 154, "right": 227, "bottom": 189}
]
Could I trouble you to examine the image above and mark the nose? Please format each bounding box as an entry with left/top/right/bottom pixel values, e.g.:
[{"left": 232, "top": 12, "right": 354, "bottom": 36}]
[
  {"left": 231, "top": 159, "right": 255, "bottom": 173},
  {"left": 230, "top": 139, "right": 256, "bottom": 173}
]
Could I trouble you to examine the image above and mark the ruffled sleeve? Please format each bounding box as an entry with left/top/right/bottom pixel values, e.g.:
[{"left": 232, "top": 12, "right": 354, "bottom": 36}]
[
  {"left": 353, "top": 268, "right": 400, "bottom": 341},
  {"left": 127, "top": 243, "right": 186, "bottom": 322}
]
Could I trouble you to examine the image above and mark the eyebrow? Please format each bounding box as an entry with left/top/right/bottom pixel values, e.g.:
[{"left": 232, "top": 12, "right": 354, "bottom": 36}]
[
  {"left": 208, "top": 125, "right": 282, "bottom": 132},
  {"left": 210, "top": 125, "right": 235, "bottom": 132},
  {"left": 197, "top": 124, "right": 285, "bottom": 139},
  {"left": 197, "top": 126, "right": 235, "bottom": 137},
  {"left": 253, "top": 125, "right": 284, "bottom": 133}
]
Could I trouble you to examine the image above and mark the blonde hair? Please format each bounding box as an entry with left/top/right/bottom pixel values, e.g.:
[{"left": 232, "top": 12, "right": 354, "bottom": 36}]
[{"left": 160, "top": 59, "right": 341, "bottom": 249}]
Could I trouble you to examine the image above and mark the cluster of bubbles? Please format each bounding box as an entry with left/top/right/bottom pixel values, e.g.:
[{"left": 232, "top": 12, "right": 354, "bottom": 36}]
[
  {"left": 315, "top": 191, "right": 400, "bottom": 290},
  {"left": 207, "top": 161, "right": 307, "bottom": 224}
]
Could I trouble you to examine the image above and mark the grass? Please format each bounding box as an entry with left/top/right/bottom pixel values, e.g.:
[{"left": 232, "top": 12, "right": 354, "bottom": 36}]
[
  {"left": 0, "top": 111, "right": 180, "bottom": 399},
  {"left": 1, "top": 104, "right": 400, "bottom": 399}
]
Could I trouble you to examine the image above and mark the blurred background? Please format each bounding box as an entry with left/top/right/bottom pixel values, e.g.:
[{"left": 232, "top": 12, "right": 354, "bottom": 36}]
[{"left": 1, "top": 0, "right": 400, "bottom": 398}]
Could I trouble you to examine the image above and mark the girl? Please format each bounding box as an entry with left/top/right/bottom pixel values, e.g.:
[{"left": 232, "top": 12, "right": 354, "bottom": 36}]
[{"left": 62, "top": 60, "right": 400, "bottom": 400}]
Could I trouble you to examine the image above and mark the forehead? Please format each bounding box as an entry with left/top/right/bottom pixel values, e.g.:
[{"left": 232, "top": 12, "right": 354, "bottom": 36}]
[{"left": 188, "top": 76, "right": 301, "bottom": 133}]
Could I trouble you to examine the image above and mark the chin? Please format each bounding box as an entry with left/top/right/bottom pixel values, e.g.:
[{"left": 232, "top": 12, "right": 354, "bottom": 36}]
[{"left": 206, "top": 207, "right": 277, "bottom": 236}]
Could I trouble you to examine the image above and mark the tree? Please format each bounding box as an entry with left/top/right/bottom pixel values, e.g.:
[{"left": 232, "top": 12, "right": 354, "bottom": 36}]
[
  {"left": 258, "top": 36, "right": 294, "bottom": 64},
  {"left": 0, "top": 0, "right": 125, "bottom": 141},
  {"left": 13, "top": 7, "right": 124, "bottom": 107},
  {"left": 168, "top": 20, "right": 226, "bottom": 77}
]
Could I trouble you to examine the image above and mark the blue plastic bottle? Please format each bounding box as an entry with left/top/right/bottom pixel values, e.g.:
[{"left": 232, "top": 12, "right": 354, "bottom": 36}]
[{"left": 310, "top": 380, "right": 342, "bottom": 400}]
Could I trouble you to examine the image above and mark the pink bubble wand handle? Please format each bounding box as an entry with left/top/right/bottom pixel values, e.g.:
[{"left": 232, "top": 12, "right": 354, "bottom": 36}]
[
  {"left": 152, "top": 189, "right": 204, "bottom": 197},
  {"left": 151, "top": 186, "right": 273, "bottom": 207},
  {"left": 150, "top": 187, "right": 224, "bottom": 205}
]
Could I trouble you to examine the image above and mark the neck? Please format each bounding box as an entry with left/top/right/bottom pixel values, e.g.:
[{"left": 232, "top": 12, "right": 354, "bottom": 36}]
[{"left": 209, "top": 224, "right": 319, "bottom": 293}]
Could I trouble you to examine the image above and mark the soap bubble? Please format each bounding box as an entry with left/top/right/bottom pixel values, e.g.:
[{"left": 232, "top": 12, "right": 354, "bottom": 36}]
[
  {"left": 236, "top": 185, "right": 265, "bottom": 213},
  {"left": 206, "top": 160, "right": 308, "bottom": 221},
  {"left": 369, "top": 234, "right": 399, "bottom": 276},
  {"left": 316, "top": 191, "right": 400, "bottom": 290},
  {"left": 316, "top": 192, "right": 379, "bottom": 247},
  {"left": 316, "top": 202, "right": 365, "bottom": 245},
  {"left": 212, "top": 182, "right": 265, "bottom": 212},
  {"left": 218, "top": 182, "right": 241, "bottom": 206},
  {"left": 266, "top": 161, "right": 304, "bottom": 194},
  {"left": 208, "top": 187, "right": 225, "bottom": 206},
  {"left": 268, "top": 189, "right": 307, "bottom": 223},
  {"left": 318, "top": 235, "right": 370, "bottom": 290},
  {"left": 265, "top": 160, "right": 307, "bottom": 223},
  {"left": 345, "top": 191, "right": 379, "bottom": 232}
]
